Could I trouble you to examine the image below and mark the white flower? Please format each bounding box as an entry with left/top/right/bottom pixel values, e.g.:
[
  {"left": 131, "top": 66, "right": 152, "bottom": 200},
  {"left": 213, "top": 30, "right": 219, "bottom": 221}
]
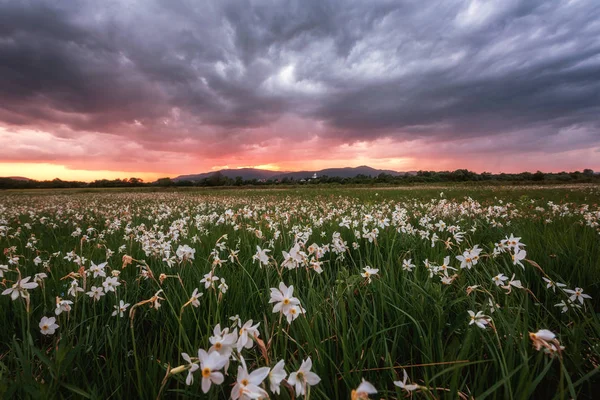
[
  {"left": 112, "top": 300, "right": 130, "bottom": 317},
  {"left": 231, "top": 358, "right": 270, "bottom": 400},
  {"left": 86, "top": 286, "right": 104, "bottom": 301},
  {"left": 197, "top": 349, "right": 228, "bottom": 393},
  {"left": 492, "top": 273, "right": 508, "bottom": 286},
  {"left": 200, "top": 271, "right": 219, "bottom": 289},
  {"left": 530, "top": 329, "right": 563, "bottom": 355},
  {"left": 237, "top": 319, "right": 260, "bottom": 351},
  {"left": 288, "top": 357, "right": 321, "bottom": 397},
  {"left": 209, "top": 324, "right": 238, "bottom": 357},
  {"left": 2, "top": 276, "right": 38, "bottom": 300},
  {"left": 361, "top": 266, "right": 379, "bottom": 283},
  {"left": 269, "top": 359, "right": 286, "bottom": 394},
  {"left": 554, "top": 300, "right": 569, "bottom": 313},
  {"left": 507, "top": 274, "right": 523, "bottom": 289},
  {"left": 531, "top": 329, "right": 555, "bottom": 341},
  {"left": 181, "top": 352, "right": 199, "bottom": 385},
  {"left": 39, "top": 316, "right": 59, "bottom": 335},
  {"left": 89, "top": 261, "right": 107, "bottom": 278},
  {"left": 468, "top": 310, "right": 490, "bottom": 329},
  {"left": 456, "top": 245, "right": 483, "bottom": 269},
  {"left": 456, "top": 251, "right": 473, "bottom": 269},
  {"left": 190, "top": 288, "right": 203, "bottom": 307},
  {"left": 438, "top": 256, "right": 456, "bottom": 277},
  {"left": 564, "top": 287, "right": 592, "bottom": 304},
  {"left": 218, "top": 278, "right": 228, "bottom": 294},
  {"left": 253, "top": 246, "right": 270, "bottom": 267},
  {"left": 310, "top": 259, "right": 324, "bottom": 274},
  {"left": 176, "top": 244, "right": 195, "bottom": 262},
  {"left": 68, "top": 280, "right": 84, "bottom": 297},
  {"left": 488, "top": 297, "right": 499, "bottom": 314},
  {"left": 512, "top": 248, "right": 527, "bottom": 269},
  {"left": 542, "top": 277, "right": 566, "bottom": 292},
  {"left": 0, "top": 264, "right": 8, "bottom": 278},
  {"left": 282, "top": 243, "right": 307, "bottom": 270},
  {"left": 505, "top": 234, "right": 524, "bottom": 250},
  {"left": 353, "top": 378, "right": 377, "bottom": 398},
  {"left": 402, "top": 258, "right": 415, "bottom": 272},
  {"left": 34, "top": 272, "right": 47, "bottom": 284},
  {"left": 393, "top": 369, "right": 419, "bottom": 392},
  {"left": 229, "top": 314, "right": 242, "bottom": 328},
  {"left": 102, "top": 276, "right": 121, "bottom": 292},
  {"left": 55, "top": 299, "right": 73, "bottom": 315},
  {"left": 269, "top": 282, "right": 301, "bottom": 315},
  {"left": 285, "top": 304, "right": 305, "bottom": 324}
]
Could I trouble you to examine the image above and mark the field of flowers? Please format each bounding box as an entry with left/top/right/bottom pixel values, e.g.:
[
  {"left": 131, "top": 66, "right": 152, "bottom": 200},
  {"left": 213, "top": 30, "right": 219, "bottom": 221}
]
[{"left": 1, "top": 185, "right": 599, "bottom": 399}]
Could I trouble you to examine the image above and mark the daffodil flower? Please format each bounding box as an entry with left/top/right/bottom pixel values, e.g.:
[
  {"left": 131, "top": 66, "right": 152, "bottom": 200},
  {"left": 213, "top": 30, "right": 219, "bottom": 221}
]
[
  {"left": 39, "top": 316, "right": 59, "bottom": 335},
  {"left": 468, "top": 310, "right": 490, "bottom": 329},
  {"left": 181, "top": 352, "right": 199, "bottom": 386},
  {"left": 268, "top": 359, "right": 286, "bottom": 394},
  {"left": 197, "top": 349, "right": 228, "bottom": 393},
  {"left": 352, "top": 378, "right": 377, "bottom": 399},
  {"left": 288, "top": 357, "right": 321, "bottom": 397}
]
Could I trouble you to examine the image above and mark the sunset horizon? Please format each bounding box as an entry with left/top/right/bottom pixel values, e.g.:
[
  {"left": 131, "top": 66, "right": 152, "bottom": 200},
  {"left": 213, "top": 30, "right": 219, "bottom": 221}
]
[{"left": 2, "top": 159, "right": 599, "bottom": 183}]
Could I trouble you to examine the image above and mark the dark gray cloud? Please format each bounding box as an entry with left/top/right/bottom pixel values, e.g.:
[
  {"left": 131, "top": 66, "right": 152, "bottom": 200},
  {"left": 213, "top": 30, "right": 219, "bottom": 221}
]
[{"left": 1, "top": 0, "right": 599, "bottom": 154}]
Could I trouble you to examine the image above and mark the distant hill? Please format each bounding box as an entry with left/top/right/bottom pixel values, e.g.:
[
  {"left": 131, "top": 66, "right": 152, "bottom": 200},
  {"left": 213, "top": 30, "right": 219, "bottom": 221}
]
[
  {"left": 173, "top": 166, "right": 414, "bottom": 182},
  {"left": 173, "top": 168, "right": 284, "bottom": 182},
  {"left": 1, "top": 176, "right": 31, "bottom": 181},
  {"left": 272, "top": 166, "right": 408, "bottom": 180}
]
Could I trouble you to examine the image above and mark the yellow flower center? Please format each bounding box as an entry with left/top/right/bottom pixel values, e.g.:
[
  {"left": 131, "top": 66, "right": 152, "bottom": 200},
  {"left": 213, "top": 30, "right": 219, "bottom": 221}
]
[
  {"left": 215, "top": 342, "right": 222, "bottom": 350},
  {"left": 202, "top": 368, "right": 211, "bottom": 378},
  {"left": 241, "top": 379, "right": 249, "bottom": 386},
  {"left": 283, "top": 298, "right": 290, "bottom": 305},
  {"left": 297, "top": 371, "right": 304, "bottom": 381},
  {"left": 42, "top": 324, "right": 48, "bottom": 331}
]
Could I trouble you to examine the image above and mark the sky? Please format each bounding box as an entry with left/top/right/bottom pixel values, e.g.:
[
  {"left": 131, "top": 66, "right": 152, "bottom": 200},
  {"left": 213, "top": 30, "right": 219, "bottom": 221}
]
[{"left": 1, "top": 0, "right": 599, "bottom": 181}]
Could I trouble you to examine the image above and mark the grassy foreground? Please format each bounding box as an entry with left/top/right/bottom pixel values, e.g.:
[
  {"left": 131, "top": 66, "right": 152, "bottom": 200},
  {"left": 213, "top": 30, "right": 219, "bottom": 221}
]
[{"left": 1, "top": 185, "right": 599, "bottom": 399}]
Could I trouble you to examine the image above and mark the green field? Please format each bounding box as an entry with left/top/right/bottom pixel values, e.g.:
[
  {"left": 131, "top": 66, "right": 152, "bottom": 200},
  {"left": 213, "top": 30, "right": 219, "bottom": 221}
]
[{"left": 1, "top": 185, "right": 599, "bottom": 399}]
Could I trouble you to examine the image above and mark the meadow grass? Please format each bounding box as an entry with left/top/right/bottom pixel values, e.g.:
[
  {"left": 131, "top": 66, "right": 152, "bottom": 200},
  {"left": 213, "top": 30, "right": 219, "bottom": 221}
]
[{"left": 1, "top": 185, "right": 599, "bottom": 399}]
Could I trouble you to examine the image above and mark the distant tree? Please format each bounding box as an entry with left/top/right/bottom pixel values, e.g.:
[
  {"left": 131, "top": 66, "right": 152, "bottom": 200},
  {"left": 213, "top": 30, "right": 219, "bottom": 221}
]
[
  {"left": 207, "top": 172, "right": 224, "bottom": 186},
  {"left": 128, "top": 177, "right": 144, "bottom": 186},
  {"left": 175, "top": 180, "right": 193, "bottom": 187},
  {"left": 155, "top": 177, "right": 174, "bottom": 186},
  {"left": 533, "top": 171, "right": 545, "bottom": 181},
  {"left": 481, "top": 172, "right": 493, "bottom": 180}
]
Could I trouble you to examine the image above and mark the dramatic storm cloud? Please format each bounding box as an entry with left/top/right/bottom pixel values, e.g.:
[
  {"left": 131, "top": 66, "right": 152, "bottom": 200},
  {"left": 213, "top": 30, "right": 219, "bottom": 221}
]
[{"left": 1, "top": 0, "right": 599, "bottom": 179}]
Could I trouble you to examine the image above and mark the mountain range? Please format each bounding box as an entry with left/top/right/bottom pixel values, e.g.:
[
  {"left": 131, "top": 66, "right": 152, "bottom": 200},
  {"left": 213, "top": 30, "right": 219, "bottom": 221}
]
[{"left": 173, "top": 166, "right": 415, "bottom": 182}]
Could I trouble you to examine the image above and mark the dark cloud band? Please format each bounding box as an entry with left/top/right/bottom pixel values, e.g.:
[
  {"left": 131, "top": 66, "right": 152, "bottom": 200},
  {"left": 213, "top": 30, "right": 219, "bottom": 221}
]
[{"left": 0, "top": 0, "right": 599, "bottom": 156}]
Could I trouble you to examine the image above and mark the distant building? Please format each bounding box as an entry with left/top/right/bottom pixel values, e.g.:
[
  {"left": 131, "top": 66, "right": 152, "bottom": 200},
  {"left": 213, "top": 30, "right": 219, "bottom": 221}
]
[{"left": 312, "top": 173, "right": 318, "bottom": 179}]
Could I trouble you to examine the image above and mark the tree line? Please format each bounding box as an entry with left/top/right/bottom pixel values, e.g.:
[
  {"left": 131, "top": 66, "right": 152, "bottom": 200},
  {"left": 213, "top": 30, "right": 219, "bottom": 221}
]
[{"left": 0, "top": 169, "right": 598, "bottom": 189}]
